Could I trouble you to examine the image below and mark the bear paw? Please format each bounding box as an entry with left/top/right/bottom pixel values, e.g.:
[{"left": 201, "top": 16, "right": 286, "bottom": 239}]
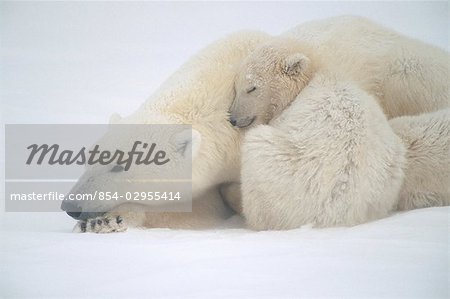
[{"left": 73, "top": 215, "right": 127, "bottom": 233}]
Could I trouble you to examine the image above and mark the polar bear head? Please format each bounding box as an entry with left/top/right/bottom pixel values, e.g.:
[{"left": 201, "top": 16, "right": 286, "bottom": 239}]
[
  {"left": 60, "top": 31, "right": 271, "bottom": 220},
  {"left": 60, "top": 120, "right": 199, "bottom": 220},
  {"left": 230, "top": 38, "right": 315, "bottom": 128}
]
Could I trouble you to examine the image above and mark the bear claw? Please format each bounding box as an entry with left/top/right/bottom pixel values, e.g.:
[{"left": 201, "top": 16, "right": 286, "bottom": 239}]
[{"left": 73, "top": 215, "right": 127, "bottom": 233}]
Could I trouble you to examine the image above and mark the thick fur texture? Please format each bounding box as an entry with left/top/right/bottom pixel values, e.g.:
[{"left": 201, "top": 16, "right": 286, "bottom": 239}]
[
  {"left": 230, "top": 38, "right": 318, "bottom": 128},
  {"left": 66, "top": 16, "right": 449, "bottom": 233},
  {"left": 238, "top": 16, "right": 449, "bottom": 229},
  {"left": 283, "top": 16, "right": 449, "bottom": 118},
  {"left": 231, "top": 16, "right": 449, "bottom": 127},
  {"left": 65, "top": 31, "right": 272, "bottom": 232},
  {"left": 237, "top": 16, "right": 449, "bottom": 229},
  {"left": 241, "top": 75, "right": 407, "bottom": 229},
  {"left": 390, "top": 109, "right": 450, "bottom": 210}
]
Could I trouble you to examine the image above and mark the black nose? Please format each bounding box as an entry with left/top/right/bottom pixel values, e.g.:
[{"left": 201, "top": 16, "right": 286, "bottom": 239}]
[
  {"left": 61, "top": 201, "right": 82, "bottom": 219},
  {"left": 229, "top": 116, "right": 237, "bottom": 126},
  {"left": 66, "top": 211, "right": 82, "bottom": 219}
]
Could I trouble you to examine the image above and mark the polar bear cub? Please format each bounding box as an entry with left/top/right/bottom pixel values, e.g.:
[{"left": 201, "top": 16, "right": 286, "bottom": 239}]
[
  {"left": 240, "top": 74, "right": 407, "bottom": 229},
  {"left": 232, "top": 39, "right": 407, "bottom": 229},
  {"left": 230, "top": 38, "right": 319, "bottom": 128},
  {"left": 233, "top": 38, "right": 449, "bottom": 230}
]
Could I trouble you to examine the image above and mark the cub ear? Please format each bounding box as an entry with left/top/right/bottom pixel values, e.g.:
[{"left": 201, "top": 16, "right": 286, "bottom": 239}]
[
  {"left": 283, "top": 53, "right": 310, "bottom": 77},
  {"left": 171, "top": 128, "right": 202, "bottom": 159},
  {"left": 109, "top": 113, "right": 122, "bottom": 124}
]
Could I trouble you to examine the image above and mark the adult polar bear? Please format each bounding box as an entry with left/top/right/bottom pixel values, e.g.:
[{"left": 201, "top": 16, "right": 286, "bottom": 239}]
[{"left": 62, "top": 16, "right": 449, "bottom": 233}]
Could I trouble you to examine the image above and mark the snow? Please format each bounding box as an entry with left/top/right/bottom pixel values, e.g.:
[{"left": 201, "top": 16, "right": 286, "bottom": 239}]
[
  {"left": 1, "top": 208, "right": 448, "bottom": 298},
  {"left": 1, "top": 2, "right": 449, "bottom": 298}
]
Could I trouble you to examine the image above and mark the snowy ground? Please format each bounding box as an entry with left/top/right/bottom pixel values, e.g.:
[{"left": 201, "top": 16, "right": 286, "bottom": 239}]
[
  {"left": 1, "top": 2, "right": 449, "bottom": 298},
  {"left": 1, "top": 208, "right": 449, "bottom": 298}
]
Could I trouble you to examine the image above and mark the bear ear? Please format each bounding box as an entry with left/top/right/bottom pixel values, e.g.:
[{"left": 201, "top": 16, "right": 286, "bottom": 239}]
[
  {"left": 171, "top": 128, "right": 202, "bottom": 159},
  {"left": 283, "top": 53, "right": 310, "bottom": 77},
  {"left": 109, "top": 113, "right": 122, "bottom": 124}
]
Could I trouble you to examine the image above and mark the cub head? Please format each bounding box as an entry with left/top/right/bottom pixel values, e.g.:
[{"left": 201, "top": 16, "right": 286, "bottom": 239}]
[{"left": 230, "top": 38, "right": 314, "bottom": 128}]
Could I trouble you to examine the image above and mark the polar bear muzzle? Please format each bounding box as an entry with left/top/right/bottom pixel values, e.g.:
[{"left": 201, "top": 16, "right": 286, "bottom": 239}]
[{"left": 61, "top": 200, "right": 105, "bottom": 220}]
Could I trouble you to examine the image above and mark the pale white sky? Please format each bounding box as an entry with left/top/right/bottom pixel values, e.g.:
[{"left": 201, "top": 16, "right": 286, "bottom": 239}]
[{"left": 1, "top": 1, "right": 449, "bottom": 123}]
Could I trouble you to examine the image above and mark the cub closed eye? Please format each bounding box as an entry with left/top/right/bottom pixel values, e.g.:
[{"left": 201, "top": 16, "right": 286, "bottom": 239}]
[{"left": 246, "top": 86, "right": 256, "bottom": 93}]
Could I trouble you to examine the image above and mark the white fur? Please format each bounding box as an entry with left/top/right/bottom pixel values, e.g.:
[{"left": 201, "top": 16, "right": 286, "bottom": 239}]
[
  {"left": 70, "top": 16, "right": 449, "bottom": 232},
  {"left": 70, "top": 31, "right": 271, "bottom": 231},
  {"left": 238, "top": 16, "right": 449, "bottom": 229},
  {"left": 283, "top": 16, "right": 449, "bottom": 118},
  {"left": 241, "top": 75, "right": 406, "bottom": 229},
  {"left": 390, "top": 109, "right": 450, "bottom": 210}
]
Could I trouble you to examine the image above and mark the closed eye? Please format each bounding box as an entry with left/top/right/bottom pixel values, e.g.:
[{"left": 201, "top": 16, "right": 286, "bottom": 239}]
[
  {"left": 246, "top": 86, "right": 256, "bottom": 94},
  {"left": 110, "top": 165, "right": 124, "bottom": 172}
]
